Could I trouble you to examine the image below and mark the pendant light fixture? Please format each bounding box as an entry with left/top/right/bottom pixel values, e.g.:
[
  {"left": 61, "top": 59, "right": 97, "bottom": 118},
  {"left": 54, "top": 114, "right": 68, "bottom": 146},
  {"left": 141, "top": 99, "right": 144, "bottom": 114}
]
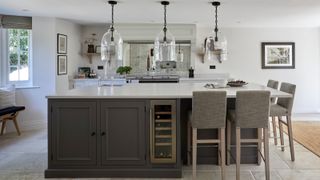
[
  {"left": 204, "top": 1, "right": 227, "bottom": 63},
  {"left": 101, "top": 0, "right": 123, "bottom": 79},
  {"left": 154, "top": 1, "right": 176, "bottom": 62}
]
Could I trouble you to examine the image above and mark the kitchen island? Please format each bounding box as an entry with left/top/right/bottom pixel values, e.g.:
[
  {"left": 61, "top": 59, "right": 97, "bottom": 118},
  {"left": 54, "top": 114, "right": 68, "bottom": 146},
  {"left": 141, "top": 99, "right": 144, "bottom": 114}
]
[{"left": 45, "top": 83, "right": 291, "bottom": 178}]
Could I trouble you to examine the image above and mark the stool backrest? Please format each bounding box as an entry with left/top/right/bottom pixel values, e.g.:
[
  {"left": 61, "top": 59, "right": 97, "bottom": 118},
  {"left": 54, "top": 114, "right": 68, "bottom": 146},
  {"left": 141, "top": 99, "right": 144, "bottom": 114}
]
[
  {"left": 267, "top": 80, "right": 279, "bottom": 90},
  {"left": 236, "top": 91, "right": 270, "bottom": 128},
  {"left": 277, "top": 82, "right": 296, "bottom": 114},
  {"left": 192, "top": 91, "right": 227, "bottom": 129},
  {"left": 267, "top": 80, "right": 279, "bottom": 104}
]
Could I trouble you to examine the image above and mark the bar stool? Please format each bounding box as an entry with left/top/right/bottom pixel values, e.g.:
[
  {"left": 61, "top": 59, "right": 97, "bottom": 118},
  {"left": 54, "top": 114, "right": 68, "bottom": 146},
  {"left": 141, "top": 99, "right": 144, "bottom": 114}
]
[
  {"left": 267, "top": 80, "right": 279, "bottom": 145},
  {"left": 188, "top": 91, "right": 227, "bottom": 180},
  {"left": 227, "top": 91, "right": 271, "bottom": 180},
  {"left": 270, "top": 82, "right": 296, "bottom": 161}
]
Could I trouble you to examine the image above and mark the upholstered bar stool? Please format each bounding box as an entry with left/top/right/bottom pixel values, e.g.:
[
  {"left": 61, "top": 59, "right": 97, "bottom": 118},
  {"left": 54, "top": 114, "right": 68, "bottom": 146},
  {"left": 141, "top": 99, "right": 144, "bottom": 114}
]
[
  {"left": 267, "top": 80, "right": 279, "bottom": 145},
  {"left": 227, "top": 91, "right": 271, "bottom": 180},
  {"left": 270, "top": 82, "right": 296, "bottom": 161},
  {"left": 188, "top": 91, "right": 227, "bottom": 180}
]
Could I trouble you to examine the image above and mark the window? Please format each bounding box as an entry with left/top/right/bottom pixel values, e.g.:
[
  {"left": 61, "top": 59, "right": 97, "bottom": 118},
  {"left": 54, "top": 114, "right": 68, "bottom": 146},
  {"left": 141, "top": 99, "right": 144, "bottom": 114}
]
[
  {"left": 7, "top": 29, "right": 32, "bottom": 84},
  {"left": 0, "top": 28, "right": 32, "bottom": 87}
]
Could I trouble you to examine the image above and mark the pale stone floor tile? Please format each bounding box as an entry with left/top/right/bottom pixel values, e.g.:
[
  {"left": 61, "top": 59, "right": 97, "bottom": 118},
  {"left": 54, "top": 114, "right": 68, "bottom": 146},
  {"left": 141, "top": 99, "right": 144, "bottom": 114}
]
[
  {"left": 0, "top": 129, "right": 320, "bottom": 179},
  {"left": 251, "top": 170, "right": 282, "bottom": 180}
]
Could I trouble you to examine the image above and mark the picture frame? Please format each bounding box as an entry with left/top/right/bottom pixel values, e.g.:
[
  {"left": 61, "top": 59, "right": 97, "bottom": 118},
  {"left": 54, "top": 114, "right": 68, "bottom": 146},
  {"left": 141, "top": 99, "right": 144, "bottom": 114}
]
[
  {"left": 57, "top": 55, "right": 67, "bottom": 75},
  {"left": 57, "top": 33, "right": 67, "bottom": 54},
  {"left": 95, "top": 45, "right": 101, "bottom": 53},
  {"left": 261, "top": 42, "right": 295, "bottom": 69}
]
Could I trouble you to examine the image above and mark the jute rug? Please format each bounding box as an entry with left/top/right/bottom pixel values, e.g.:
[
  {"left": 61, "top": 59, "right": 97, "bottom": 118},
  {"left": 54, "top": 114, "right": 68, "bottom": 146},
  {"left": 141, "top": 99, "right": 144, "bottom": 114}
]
[{"left": 282, "top": 121, "right": 320, "bottom": 157}]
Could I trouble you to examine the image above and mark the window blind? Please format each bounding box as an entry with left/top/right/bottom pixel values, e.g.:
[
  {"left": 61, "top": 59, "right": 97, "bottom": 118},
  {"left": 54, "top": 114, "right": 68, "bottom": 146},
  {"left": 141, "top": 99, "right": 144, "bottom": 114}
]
[{"left": 0, "top": 15, "right": 32, "bottom": 29}]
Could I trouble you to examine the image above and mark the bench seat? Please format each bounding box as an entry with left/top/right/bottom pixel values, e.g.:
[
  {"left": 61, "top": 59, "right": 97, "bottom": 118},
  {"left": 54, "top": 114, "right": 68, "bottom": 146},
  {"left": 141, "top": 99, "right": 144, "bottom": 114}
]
[{"left": 0, "top": 106, "right": 25, "bottom": 135}]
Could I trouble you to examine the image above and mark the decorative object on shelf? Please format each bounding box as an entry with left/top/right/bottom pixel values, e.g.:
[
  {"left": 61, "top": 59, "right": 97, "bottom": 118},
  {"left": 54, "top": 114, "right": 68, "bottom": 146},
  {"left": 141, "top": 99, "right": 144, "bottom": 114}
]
[
  {"left": 95, "top": 45, "right": 101, "bottom": 53},
  {"left": 188, "top": 67, "right": 194, "bottom": 78},
  {"left": 101, "top": 0, "right": 123, "bottom": 79},
  {"left": 85, "top": 33, "right": 97, "bottom": 53},
  {"left": 116, "top": 66, "right": 132, "bottom": 75},
  {"left": 261, "top": 42, "right": 295, "bottom": 69},
  {"left": 177, "top": 43, "right": 183, "bottom": 62},
  {"left": 57, "top": 33, "right": 67, "bottom": 54},
  {"left": 203, "top": 1, "right": 227, "bottom": 63},
  {"left": 57, "top": 55, "right": 67, "bottom": 75},
  {"left": 78, "top": 67, "right": 91, "bottom": 78},
  {"left": 154, "top": 1, "right": 176, "bottom": 62}
]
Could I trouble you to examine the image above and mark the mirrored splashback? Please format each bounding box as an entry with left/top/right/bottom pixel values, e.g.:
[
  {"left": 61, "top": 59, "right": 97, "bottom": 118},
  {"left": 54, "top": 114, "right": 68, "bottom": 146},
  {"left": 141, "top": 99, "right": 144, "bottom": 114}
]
[{"left": 123, "top": 41, "right": 191, "bottom": 75}]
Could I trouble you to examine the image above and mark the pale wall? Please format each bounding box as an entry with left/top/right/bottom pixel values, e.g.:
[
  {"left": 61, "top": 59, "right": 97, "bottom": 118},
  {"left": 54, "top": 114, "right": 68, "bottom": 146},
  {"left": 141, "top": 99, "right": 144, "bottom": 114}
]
[
  {"left": 55, "top": 19, "right": 83, "bottom": 92},
  {"left": 195, "top": 27, "right": 320, "bottom": 113},
  {"left": 14, "top": 17, "right": 56, "bottom": 131}
]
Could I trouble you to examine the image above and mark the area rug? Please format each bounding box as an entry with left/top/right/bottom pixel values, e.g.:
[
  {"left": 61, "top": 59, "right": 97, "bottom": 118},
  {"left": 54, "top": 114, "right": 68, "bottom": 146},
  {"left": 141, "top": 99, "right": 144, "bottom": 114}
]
[{"left": 282, "top": 121, "right": 320, "bottom": 157}]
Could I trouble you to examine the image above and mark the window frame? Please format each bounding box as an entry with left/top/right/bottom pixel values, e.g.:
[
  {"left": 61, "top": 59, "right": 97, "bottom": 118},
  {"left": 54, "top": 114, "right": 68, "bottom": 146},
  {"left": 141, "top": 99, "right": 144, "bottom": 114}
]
[{"left": 0, "top": 28, "right": 33, "bottom": 87}]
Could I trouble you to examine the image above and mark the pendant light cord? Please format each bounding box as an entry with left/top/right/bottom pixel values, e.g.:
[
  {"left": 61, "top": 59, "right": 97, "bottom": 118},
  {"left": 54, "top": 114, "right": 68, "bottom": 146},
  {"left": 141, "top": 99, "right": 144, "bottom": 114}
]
[
  {"left": 110, "top": 3, "right": 115, "bottom": 41},
  {"left": 214, "top": 4, "right": 219, "bottom": 42},
  {"left": 163, "top": 4, "right": 167, "bottom": 42}
]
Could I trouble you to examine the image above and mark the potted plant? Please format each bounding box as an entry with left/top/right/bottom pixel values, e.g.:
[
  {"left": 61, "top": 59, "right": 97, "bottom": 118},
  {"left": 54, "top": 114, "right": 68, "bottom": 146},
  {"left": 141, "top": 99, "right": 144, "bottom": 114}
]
[{"left": 116, "top": 66, "right": 132, "bottom": 76}]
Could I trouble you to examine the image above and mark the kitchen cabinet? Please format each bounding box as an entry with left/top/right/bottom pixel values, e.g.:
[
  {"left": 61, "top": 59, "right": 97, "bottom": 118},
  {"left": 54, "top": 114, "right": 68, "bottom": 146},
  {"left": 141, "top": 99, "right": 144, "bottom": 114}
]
[
  {"left": 50, "top": 101, "right": 97, "bottom": 167},
  {"left": 47, "top": 99, "right": 181, "bottom": 178},
  {"left": 100, "top": 100, "right": 146, "bottom": 166}
]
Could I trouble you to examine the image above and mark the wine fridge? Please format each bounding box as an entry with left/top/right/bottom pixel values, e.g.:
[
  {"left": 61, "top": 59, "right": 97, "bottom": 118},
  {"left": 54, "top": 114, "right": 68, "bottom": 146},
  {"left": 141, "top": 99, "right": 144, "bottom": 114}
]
[{"left": 150, "top": 100, "right": 177, "bottom": 164}]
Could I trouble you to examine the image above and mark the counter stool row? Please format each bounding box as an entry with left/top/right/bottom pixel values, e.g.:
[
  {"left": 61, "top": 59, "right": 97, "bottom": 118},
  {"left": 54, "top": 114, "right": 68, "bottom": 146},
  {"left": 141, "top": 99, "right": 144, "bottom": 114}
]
[{"left": 187, "top": 81, "right": 296, "bottom": 180}]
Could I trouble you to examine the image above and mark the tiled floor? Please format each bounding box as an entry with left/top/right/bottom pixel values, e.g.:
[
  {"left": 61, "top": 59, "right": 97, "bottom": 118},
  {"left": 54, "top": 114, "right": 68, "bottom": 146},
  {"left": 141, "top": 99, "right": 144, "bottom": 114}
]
[{"left": 0, "top": 128, "right": 320, "bottom": 180}]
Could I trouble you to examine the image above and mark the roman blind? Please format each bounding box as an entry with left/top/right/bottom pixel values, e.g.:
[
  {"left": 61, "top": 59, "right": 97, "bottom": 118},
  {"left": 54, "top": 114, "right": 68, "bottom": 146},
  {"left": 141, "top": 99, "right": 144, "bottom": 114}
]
[{"left": 0, "top": 15, "right": 32, "bottom": 29}]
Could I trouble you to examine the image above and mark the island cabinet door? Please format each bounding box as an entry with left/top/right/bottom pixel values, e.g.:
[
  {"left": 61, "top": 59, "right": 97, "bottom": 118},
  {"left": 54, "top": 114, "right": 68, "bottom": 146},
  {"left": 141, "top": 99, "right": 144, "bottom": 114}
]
[
  {"left": 100, "top": 101, "right": 146, "bottom": 166},
  {"left": 50, "top": 101, "right": 97, "bottom": 166}
]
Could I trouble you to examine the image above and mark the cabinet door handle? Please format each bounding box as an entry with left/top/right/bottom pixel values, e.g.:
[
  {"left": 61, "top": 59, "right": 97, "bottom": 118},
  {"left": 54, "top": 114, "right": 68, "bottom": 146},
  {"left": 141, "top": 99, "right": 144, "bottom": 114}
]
[
  {"left": 101, "top": 132, "right": 106, "bottom": 136},
  {"left": 91, "top": 132, "right": 96, "bottom": 136}
]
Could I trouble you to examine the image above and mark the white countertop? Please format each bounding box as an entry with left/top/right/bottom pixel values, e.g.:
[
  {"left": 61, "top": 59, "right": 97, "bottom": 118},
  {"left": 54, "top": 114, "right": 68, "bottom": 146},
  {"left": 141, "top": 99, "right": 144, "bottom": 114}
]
[{"left": 46, "top": 83, "right": 291, "bottom": 99}]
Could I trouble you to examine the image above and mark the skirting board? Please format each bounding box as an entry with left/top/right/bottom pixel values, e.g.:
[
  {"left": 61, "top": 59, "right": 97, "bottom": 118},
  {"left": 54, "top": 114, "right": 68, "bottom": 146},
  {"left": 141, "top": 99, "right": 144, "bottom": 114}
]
[{"left": 45, "top": 168, "right": 182, "bottom": 178}]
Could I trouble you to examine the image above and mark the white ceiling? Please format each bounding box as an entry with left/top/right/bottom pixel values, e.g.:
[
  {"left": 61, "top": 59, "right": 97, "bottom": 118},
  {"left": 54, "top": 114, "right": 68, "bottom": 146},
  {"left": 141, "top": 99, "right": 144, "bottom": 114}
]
[{"left": 1, "top": 0, "right": 320, "bottom": 27}]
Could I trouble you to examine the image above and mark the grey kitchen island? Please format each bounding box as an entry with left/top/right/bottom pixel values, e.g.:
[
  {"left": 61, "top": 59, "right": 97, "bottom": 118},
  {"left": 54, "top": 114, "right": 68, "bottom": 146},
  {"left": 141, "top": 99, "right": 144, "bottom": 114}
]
[{"left": 45, "top": 83, "right": 291, "bottom": 178}]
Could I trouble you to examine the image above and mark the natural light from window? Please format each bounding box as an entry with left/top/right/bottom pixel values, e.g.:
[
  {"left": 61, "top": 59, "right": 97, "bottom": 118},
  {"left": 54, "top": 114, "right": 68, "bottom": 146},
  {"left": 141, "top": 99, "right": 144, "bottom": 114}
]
[{"left": 8, "top": 29, "right": 31, "bottom": 82}]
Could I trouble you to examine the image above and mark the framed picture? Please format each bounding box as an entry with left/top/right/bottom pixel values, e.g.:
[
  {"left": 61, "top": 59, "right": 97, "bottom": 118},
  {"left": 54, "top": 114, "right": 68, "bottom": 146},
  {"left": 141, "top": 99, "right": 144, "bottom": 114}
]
[
  {"left": 57, "top": 33, "right": 67, "bottom": 54},
  {"left": 95, "top": 45, "right": 101, "bottom": 53},
  {"left": 261, "top": 42, "right": 295, "bottom": 69},
  {"left": 57, "top": 55, "right": 67, "bottom": 75}
]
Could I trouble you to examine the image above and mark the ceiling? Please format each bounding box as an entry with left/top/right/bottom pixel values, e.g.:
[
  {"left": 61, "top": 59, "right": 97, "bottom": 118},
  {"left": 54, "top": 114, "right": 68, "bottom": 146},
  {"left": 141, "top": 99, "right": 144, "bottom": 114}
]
[{"left": 1, "top": 0, "right": 320, "bottom": 27}]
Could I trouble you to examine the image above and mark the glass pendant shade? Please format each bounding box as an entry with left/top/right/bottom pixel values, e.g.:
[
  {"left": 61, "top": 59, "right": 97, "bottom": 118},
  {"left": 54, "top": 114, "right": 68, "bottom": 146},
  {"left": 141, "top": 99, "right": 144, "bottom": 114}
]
[
  {"left": 101, "top": 28, "right": 123, "bottom": 78},
  {"left": 154, "top": 29, "right": 176, "bottom": 62},
  {"left": 204, "top": 32, "right": 227, "bottom": 62}
]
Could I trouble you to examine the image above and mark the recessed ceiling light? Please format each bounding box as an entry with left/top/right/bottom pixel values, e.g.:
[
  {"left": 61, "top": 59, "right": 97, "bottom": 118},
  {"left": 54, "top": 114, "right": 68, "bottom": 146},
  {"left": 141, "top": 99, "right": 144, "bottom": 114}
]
[{"left": 22, "top": 9, "right": 30, "bottom": 12}]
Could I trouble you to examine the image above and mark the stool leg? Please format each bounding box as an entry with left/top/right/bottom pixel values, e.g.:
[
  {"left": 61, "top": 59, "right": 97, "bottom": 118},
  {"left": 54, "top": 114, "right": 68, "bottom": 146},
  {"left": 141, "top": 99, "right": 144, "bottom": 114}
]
[
  {"left": 220, "top": 128, "right": 226, "bottom": 180},
  {"left": 192, "top": 128, "right": 197, "bottom": 180},
  {"left": 13, "top": 118, "right": 21, "bottom": 136},
  {"left": 264, "top": 127, "right": 270, "bottom": 180},
  {"left": 236, "top": 127, "right": 241, "bottom": 180},
  {"left": 187, "top": 121, "right": 191, "bottom": 165},
  {"left": 226, "top": 120, "right": 231, "bottom": 165},
  {"left": 218, "top": 128, "right": 221, "bottom": 166},
  {"left": 1, "top": 120, "right": 7, "bottom": 135},
  {"left": 278, "top": 116, "right": 285, "bottom": 151},
  {"left": 286, "top": 115, "right": 295, "bottom": 161},
  {"left": 257, "top": 128, "right": 262, "bottom": 165},
  {"left": 272, "top": 116, "right": 278, "bottom": 145}
]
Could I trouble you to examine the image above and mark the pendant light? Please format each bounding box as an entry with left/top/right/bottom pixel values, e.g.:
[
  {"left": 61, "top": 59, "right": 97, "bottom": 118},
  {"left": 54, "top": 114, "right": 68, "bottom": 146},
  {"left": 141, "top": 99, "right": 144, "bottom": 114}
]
[
  {"left": 154, "top": 1, "right": 176, "bottom": 62},
  {"left": 101, "top": 0, "right": 123, "bottom": 79},
  {"left": 204, "top": 1, "right": 227, "bottom": 63}
]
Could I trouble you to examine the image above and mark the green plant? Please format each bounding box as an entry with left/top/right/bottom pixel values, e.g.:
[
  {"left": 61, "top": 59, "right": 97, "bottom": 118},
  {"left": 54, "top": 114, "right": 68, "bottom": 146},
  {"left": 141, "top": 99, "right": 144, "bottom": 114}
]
[{"left": 116, "top": 66, "right": 132, "bottom": 75}]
